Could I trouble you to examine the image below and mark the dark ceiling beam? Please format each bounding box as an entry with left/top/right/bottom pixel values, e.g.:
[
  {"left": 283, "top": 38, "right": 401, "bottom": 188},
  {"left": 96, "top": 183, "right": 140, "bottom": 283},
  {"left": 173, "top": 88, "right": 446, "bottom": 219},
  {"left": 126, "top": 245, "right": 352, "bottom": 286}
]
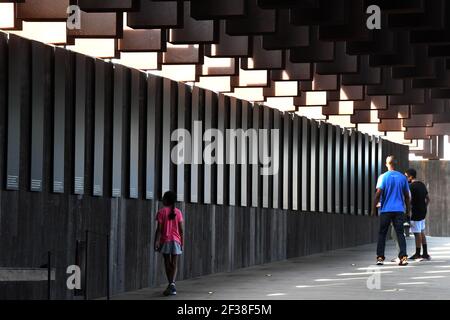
[
  {"left": 190, "top": 0, "right": 246, "bottom": 19},
  {"left": 77, "top": 0, "right": 138, "bottom": 12},
  {"left": 290, "top": 0, "right": 345, "bottom": 26},
  {"left": 403, "top": 114, "right": 434, "bottom": 127},
  {"left": 226, "top": 0, "right": 276, "bottom": 35},
  {"left": 405, "top": 127, "right": 430, "bottom": 140},
  {"left": 17, "top": 0, "right": 69, "bottom": 21},
  {"left": 118, "top": 29, "right": 166, "bottom": 52},
  {"left": 353, "top": 95, "right": 388, "bottom": 110},
  {"left": 200, "top": 58, "right": 239, "bottom": 77},
  {"left": 162, "top": 44, "right": 204, "bottom": 64},
  {"left": 241, "top": 36, "right": 284, "bottom": 70},
  {"left": 67, "top": 12, "right": 123, "bottom": 40},
  {"left": 365, "top": 0, "right": 424, "bottom": 13},
  {"left": 341, "top": 55, "right": 381, "bottom": 86},
  {"left": 127, "top": 0, "right": 183, "bottom": 29},
  {"left": 315, "top": 41, "right": 358, "bottom": 75},
  {"left": 378, "top": 119, "right": 405, "bottom": 132},
  {"left": 290, "top": 26, "right": 335, "bottom": 63},
  {"left": 378, "top": 105, "right": 410, "bottom": 119},
  {"left": 169, "top": 1, "right": 219, "bottom": 44},
  {"left": 204, "top": 21, "right": 249, "bottom": 57},
  {"left": 270, "top": 52, "right": 312, "bottom": 81},
  {"left": 367, "top": 67, "right": 404, "bottom": 95},
  {"left": 262, "top": 9, "right": 309, "bottom": 50}
]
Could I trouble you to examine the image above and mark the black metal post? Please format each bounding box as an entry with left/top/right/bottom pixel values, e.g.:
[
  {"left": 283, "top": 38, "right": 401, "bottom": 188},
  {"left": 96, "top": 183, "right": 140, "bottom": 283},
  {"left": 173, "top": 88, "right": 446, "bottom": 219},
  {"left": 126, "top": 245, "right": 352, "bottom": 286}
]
[
  {"left": 74, "top": 240, "right": 80, "bottom": 297},
  {"left": 84, "top": 230, "right": 89, "bottom": 300},
  {"left": 47, "top": 251, "right": 51, "bottom": 300},
  {"left": 106, "top": 234, "right": 110, "bottom": 300}
]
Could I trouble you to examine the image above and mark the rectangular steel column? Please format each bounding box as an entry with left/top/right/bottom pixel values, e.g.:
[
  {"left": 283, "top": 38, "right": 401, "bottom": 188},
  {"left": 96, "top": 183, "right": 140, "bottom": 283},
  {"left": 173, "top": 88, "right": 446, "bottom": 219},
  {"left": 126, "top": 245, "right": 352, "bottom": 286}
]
[
  {"left": 291, "top": 115, "right": 300, "bottom": 211},
  {"left": 301, "top": 117, "right": 310, "bottom": 211},
  {"left": 112, "top": 65, "right": 130, "bottom": 198},
  {"left": 370, "top": 136, "right": 377, "bottom": 215},
  {"left": 176, "top": 82, "right": 190, "bottom": 202},
  {"left": 30, "top": 42, "right": 52, "bottom": 192},
  {"left": 342, "top": 129, "right": 349, "bottom": 213},
  {"left": 6, "top": 35, "right": 31, "bottom": 191},
  {"left": 335, "top": 126, "right": 342, "bottom": 213},
  {"left": 318, "top": 121, "right": 327, "bottom": 212},
  {"left": 240, "top": 100, "right": 251, "bottom": 207},
  {"left": 357, "top": 131, "right": 363, "bottom": 215},
  {"left": 272, "top": 109, "right": 281, "bottom": 209},
  {"left": 162, "top": 78, "right": 177, "bottom": 196},
  {"left": 217, "top": 94, "right": 228, "bottom": 205},
  {"left": 350, "top": 130, "right": 356, "bottom": 214},
  {"left": 204, "top": 90, "right": 217, "bottom": 204},
  {"left": 282, "top": 112, "right": 291, "bottom": 210},
  {"left": 310, "top": 119, "right": 318, "bottom": 212},
  {"left": 146, "top": 75, "right": 162, "bottom": 199},
  {"left": 0, "top": 33, "right": 7, "bottom": 190},
  {"left": 228, "top": 97, "right": 237, "bottom": 206},
  {"left": 327, "top": 123, "right": 335, "bottom": 213},
  {"left": 378, "top": 137, "right": 383, "bottom": 179},
  {"left": 53, "top": 48, "right": 74, "bottom": 194},
  {"left": 364, "top": 133, "right": 370, "bottom": 215},
  {"left": 129, "top": 70, "right": 145, "bottom": 198},
  {"left": 261, "top": 105, "right": 271, "bottom": 208},
  {"left": 251, "top": 103, "right": 261, "bottom": 208},
  {"left": 74, "top": 54, "right": 92, "bottom": 195},
  {"left": 93, "top": 60, "right": 112, "bottom": 196},
  {"left": 190, "top": 87, "right": 204, "bottom": 203}
]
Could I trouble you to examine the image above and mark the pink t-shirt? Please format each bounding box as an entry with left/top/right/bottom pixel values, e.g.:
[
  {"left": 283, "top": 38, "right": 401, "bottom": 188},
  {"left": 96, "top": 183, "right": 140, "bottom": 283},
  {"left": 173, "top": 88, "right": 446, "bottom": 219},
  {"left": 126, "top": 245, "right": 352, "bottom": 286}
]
[{"left": 156, "top": 207, "right": 183, "bottom": 245}]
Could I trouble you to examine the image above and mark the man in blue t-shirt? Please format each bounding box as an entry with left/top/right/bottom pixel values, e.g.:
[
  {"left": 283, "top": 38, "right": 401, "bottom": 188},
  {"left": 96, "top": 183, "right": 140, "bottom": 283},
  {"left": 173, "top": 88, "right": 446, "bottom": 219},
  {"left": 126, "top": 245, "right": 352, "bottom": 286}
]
[{"left": 373, "top": 155, "right": 411, "bottom": 266}]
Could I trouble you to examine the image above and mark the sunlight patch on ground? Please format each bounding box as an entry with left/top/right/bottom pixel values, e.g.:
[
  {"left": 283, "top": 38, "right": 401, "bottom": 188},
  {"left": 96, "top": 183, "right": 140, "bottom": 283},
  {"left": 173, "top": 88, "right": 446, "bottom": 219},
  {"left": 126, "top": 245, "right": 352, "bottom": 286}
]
[
  {"left": 295, "top": 283, "right": 344, "bottom": 289},
  {"left": 357, "top": 266, "right": 416, "bottom": 270},
  {"left": 315, "top": 277, "right": 368, "bottom": 282},
  {"left": 337, "top": 271, "right": 393, "bottom": 276}
]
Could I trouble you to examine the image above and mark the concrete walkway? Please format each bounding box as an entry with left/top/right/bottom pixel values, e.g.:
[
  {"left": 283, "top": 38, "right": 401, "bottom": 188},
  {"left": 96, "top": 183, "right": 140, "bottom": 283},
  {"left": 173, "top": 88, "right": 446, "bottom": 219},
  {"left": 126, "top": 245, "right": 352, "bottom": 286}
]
[{"left": 112, "top": 237, "right": 450, "bottom": 300}]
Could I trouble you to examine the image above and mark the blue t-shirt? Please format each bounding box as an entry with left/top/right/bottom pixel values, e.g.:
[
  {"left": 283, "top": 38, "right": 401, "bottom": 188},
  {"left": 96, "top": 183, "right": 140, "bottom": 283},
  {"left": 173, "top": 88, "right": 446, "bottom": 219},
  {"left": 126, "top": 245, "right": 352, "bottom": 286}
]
[{"left": 376, "top": 170, "right": 410, "bottom": 214}]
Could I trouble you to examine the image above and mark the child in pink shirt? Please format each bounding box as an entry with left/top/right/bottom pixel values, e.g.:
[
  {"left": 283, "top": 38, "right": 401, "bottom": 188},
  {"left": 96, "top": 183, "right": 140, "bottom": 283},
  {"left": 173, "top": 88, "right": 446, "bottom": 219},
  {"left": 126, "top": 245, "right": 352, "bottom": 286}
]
[{"left": 154, "top": 191, "right": 184, "bottom": 296}]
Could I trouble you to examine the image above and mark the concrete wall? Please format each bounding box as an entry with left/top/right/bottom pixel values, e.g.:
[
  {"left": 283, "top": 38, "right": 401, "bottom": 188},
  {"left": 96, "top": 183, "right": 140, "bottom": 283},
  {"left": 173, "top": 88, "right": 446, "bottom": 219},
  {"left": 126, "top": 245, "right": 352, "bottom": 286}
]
[{"left": 410, "top": 160, "right": 450, "bottom": 237}]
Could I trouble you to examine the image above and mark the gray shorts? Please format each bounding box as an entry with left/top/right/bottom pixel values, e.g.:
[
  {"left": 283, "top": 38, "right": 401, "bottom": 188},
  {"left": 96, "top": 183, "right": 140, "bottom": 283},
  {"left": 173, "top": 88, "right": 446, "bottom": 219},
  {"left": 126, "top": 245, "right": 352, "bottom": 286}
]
[{"left": 160, "top": 241, "right": 183, "bottom": 255}]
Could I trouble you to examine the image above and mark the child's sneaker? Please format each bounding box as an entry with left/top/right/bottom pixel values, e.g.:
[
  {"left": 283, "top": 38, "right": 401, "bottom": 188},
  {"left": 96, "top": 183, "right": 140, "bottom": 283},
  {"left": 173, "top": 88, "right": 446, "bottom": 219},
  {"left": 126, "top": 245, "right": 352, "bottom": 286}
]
[
  {"left": 376, "top": 256, "right": 385, "bottom": 265},
  {"left": 169, "top": 283, "right": 177, "bottom": 295},
  {"left": 421, "top": 254, "right": 431, "bottom": 261}
]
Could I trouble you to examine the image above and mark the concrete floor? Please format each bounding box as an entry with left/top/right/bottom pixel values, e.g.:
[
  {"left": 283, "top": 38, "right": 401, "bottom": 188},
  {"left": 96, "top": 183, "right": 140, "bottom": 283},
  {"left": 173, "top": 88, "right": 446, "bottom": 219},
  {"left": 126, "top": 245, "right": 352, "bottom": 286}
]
[{"left": 112, "top": 236, "right": 450, "bottom": 300}]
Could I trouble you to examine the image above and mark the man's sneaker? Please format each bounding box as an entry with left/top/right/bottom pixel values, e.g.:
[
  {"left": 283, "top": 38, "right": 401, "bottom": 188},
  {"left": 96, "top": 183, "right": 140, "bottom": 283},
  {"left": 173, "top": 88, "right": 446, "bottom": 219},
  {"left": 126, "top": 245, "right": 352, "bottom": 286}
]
[
  {"left": 408, "top": 254, "right": 421, "bottom": 260},
  {"left": 163, "top": 285, "right": 171, "bottom": 296},
  {"left": 169, "top": 283, "right": 177, "bottom": 295},
  {"left": 399, "top": 256, "right": 409, "bottom": 266},
  {"left": 376, "top": 257, "right": 385, "bottom": 265},
  {"left": 421, "top": 254, "right": 431, "bottom": 261}
]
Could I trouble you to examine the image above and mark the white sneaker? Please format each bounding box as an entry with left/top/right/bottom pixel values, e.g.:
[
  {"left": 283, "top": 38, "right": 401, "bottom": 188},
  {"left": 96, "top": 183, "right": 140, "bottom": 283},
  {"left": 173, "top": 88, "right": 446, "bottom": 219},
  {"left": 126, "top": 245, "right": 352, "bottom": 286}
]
[{"left": 376, "top": 257, "right": 385, "bottom": 265}]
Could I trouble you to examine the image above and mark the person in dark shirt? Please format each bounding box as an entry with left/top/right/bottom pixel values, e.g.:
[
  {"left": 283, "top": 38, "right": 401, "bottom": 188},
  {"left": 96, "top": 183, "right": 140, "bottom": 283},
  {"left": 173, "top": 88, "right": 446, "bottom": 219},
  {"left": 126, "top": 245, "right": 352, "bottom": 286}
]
[{"left": 405, "top": 168, "right": 431, "bottom": 260}]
